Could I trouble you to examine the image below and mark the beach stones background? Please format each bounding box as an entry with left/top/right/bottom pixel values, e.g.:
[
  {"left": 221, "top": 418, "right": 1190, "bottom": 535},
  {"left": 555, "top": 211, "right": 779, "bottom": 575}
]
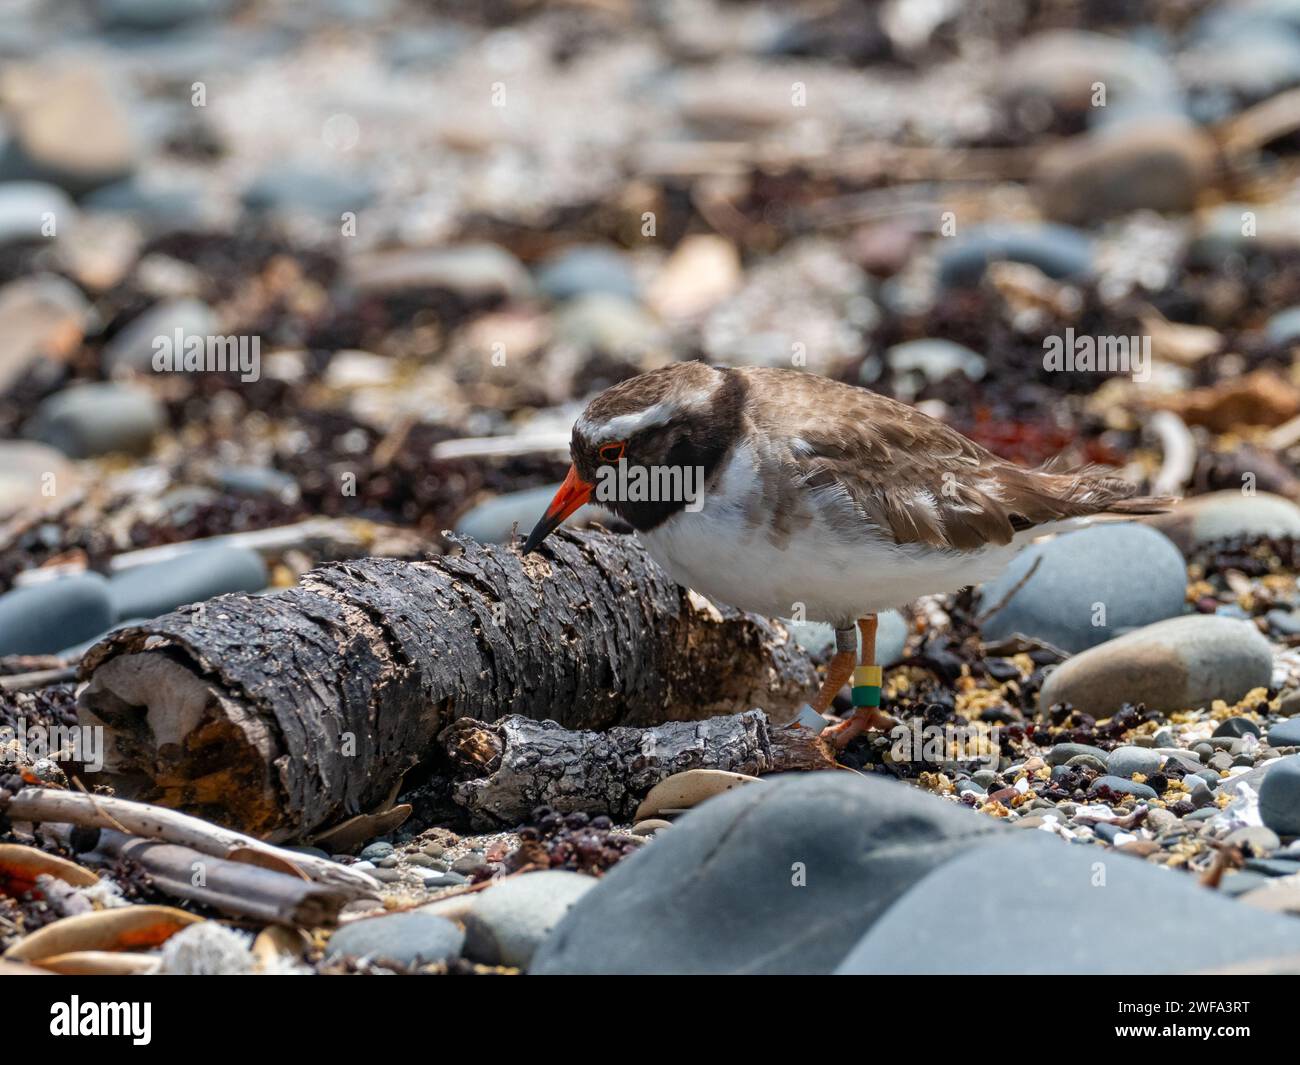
[
  {"left": 1038, "top": 615, "right": 1274, "bottom": 716},
  {"left": 978, "top": 523, "right": 1187, "bottom": 653}
]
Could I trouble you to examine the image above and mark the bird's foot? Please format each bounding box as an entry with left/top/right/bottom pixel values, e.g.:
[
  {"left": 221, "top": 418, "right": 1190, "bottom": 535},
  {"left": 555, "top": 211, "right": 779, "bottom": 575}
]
[{"left": 819, "top": 708, "right": 896, "bottom": 751}]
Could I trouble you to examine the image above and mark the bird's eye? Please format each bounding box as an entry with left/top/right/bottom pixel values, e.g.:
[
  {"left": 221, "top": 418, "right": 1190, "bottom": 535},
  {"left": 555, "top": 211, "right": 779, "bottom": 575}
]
[{"left": 598, "top": 441, "right": 626, "bottom": 463}]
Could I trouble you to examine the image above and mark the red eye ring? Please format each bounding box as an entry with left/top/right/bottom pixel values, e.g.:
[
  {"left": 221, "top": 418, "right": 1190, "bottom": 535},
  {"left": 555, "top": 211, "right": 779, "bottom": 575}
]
[{"left": 598, "top": 441, "right": 625, "bottom": 462}]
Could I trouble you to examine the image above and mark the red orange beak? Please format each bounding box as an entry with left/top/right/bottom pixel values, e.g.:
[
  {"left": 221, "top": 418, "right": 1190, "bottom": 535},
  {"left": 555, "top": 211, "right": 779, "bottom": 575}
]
[{"left": 522, "top": 464, "right": 593, "bottom": 553}]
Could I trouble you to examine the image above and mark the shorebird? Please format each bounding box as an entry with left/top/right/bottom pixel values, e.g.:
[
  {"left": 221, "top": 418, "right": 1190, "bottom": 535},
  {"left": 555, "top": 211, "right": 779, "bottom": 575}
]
[{"left": 522, "top": 362, "right": 1173, "bottom": 747}]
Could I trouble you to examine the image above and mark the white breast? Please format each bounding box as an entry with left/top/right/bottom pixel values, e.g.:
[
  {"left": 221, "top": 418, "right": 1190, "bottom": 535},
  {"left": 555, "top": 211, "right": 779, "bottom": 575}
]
[{"left": 634, "top": 443, "right": 1033, "bottom": 627}]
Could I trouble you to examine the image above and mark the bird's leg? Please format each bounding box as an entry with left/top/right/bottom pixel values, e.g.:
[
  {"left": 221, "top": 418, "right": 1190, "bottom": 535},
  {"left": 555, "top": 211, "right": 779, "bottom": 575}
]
[
  {"left": 819, "top": 614, "right": 894, "bottom": 750},
  {"left": 807, "top": 626, "right": 858, "bottom": 715}
]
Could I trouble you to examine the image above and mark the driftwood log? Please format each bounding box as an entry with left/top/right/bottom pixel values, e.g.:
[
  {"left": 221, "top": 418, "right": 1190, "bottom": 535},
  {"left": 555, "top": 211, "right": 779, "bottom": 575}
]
[
  {"left": 440, "top": 711, "right": 835, "bottom": 828},
  {"left": 76, "top": 530, "right": 816, "bottom": 841}
]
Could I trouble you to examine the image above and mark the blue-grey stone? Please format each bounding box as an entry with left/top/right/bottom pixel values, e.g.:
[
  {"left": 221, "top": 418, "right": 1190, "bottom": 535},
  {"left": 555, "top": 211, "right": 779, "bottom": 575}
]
[
  {"left": 358, "top": 841, "right": 395, "bottom": 861},
  {"left": 834, "top": 833, "right": 1300, "bottom": 974},
  {"left": 881, "top": 339, "right": 985, "bottom": 398},
  {"left": 937, "top": 223, "right": 1092, "bottom": 288},
  {"left": 531, "top": 773, "right": 1003, "bottom": 975},
  {"left": 0, "top": 182, "right": 75, "bottom": 245},
  {"left": 1269, "top": 718, "right": 1300, "bottom": 747},
  {"left": 107, "top": 546, "right": 267, "bottom": 620},
  {"left": 0, "top": 574, "right": 114, "bottom": 656},
  {"left": 1106, "top": 746, "right": 1162, "bottom": 779},
  {"left": 1268, "top": 306, "right": 1300, "bottom": 345},
  {"left": 1047, "top": 742, "right": 1109, "bottom": 767},
  {"left": 454, "top": 484, "right": 606, "bottom": 544},
  {"left": 1149, "top": 491, "right": 1300, "bottom": 554},
  {"left": 1089, "top": 775, "right": 1157, "bottom": 800},
  {"left": 102, "top": 298, "right": 217, "bottom": 376},
  {"left": 1259, "top": 756, "right": 1300, "bottom": 836},
  {"left": 214, "top": 465, "right": 299, "bottom": 502},
  {"left": 243, "top": 168, "right": 374, "bottom": 217},
  {"left": 978, "top": 523, "right": 1186, "bottom": 653},
  {"left": 1213, "top": 716, "right": 1261, "bottom": 739},
  {"left": 785, "top": 610, "right": 908, "bottom": 667},
  {"left": 347, "top": 243, "right": 533, "bottom": 302},
  {"left": 325, "top": 912, "right": 464, "bottom": 968},
  {"left": 535, "top": 245, "right": 638, "bottom": 302},
  {"left": 1038, "top": 615, "right": 1274, "bottom": 717},
  {"left": 1267, "top": 608, "right": 1300, "bottom": 635},
  {"left": 97, "top": 0, "right": 229, "bottom": 29},
  {"left": 458, "top": 870, "right": 596, "bottom": 969},
  {"left": 26, "top": 382, "right": 165, "bottom": 458}
]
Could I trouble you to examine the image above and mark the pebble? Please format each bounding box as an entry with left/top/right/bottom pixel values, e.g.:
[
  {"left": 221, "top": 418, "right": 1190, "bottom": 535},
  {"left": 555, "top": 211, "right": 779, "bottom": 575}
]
[
  {"left": 346, "top": 243, "right": 533, "bottom": 303},
  {"left": 0, "top": 181, "right": 76, "bottom": 245},
  {"left": 1269, "top": 719, "right": 1300, "bottom": 747},
  {"left": 0, "top": 274, "right": 90, "bottom": 393},
  {"left": 532, "top": 772, "right": 1002, "bottom": 974},
  {"left": 1267, "top": 306, "right": 1300, "bottom": 346},
  {"left": 453, "top": 484, "right": 605, "bottom": 544},
  {"left": 101, "top": 298, "right": 217, "bottom": 377},
  {"left": 1225, "top": 826, "right": 1281, "bottom": 854},
  {"left": 834, "top": 833, "right": 1300, "bottom": 974},
  {"left": 1033, "top": 117, "right": 1216, "bottom": 225},
  {"left": 535, "top": 245, "right": 639, "bottom": 302},
  {"left": 1259, "top": 756, "right": 1300, "bottom": 836},
  {"left": 978, "top": 523, "right": 1187, "bottom": 653},
  {"left": 1046, "top": 742, "right": 1109, "bottom": 767},
  {"left": 1106, "top": 746, "right": 1162, "bottom": 779},
  {"left": 26, "top": 382, "right": 165, "bottom": 459},
  {"left": 631, "top": 819, "right": 671, "bottom": 836},
  {"left": 450, "top": 853, "right": 486, "bottom": 875},
  {"left": 0, "top": 573, "right": 115, "bottom": 656},
  {"left": 552, "top": 293, "right": 665, "bottom": 362},
  {"left": 1037, "top": 615, "right": 1274, "bottom": 717},
  {"left": 358, "top": 842, "right": 395, "bottom": 862},
  {"left": 107, "top": 546, "right": 268, "bottom": 620},
  {"left": 325, "top": 912, "right": 464, "bottom": 968},
  {"left": 1213, "top": 717, "right": 1262, "bottom": 740},
  {"left": 461, "top": 870, "right": 596, "bottom": 969},
  {"left": 1147, "top": 491, "right": 1300, "bottom": 555},
  {"left": 1088, "top": 775, "right": 1157, "bottom": 801},
  {"left": 1, "top": 63, "right": 135, "bottom": 194},
  {"left": 937, "top": 223, "right": 1092, "bottom": 288},
  {"left": 424, "top": 872, "right": 469, "bottom": 889},
  {"left": 0, "top": 441, "right": 79, "bottom": 521},
  {"left": 881, "top": 339, "right": 985, "bottom": 400},
  {"left": 633, "top": 769, "right": 760, "bottom": 821},
  {"left": 242, "top": 167, "right": 374, "bottom": 218}
]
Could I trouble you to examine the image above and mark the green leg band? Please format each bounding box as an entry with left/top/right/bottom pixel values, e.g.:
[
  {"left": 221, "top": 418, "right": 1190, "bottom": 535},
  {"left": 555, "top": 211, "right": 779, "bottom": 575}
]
[{"left": 851, "top": 685, "right": 881, "bottom": 708}]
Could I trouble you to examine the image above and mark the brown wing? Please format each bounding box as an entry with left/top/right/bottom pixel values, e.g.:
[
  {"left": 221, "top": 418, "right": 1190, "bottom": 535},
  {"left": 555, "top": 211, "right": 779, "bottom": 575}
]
[{"left": 735, "top": 368, "right": 1173, "bottom": 551}]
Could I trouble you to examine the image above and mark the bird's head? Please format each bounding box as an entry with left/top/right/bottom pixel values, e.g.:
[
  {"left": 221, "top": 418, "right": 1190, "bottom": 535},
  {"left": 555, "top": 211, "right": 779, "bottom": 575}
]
[{"left": 522, "top": 362, "right": 742, "bottom": 552}]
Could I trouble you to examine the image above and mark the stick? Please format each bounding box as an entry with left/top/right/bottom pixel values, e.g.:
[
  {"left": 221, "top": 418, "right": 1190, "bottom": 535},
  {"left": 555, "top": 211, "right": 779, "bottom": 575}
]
[
  {"left": 440, "top": 710, "right": 835, "bottom": 828},
  {"left": 1, "top": 788, "right": 379, "bottom": 897}
]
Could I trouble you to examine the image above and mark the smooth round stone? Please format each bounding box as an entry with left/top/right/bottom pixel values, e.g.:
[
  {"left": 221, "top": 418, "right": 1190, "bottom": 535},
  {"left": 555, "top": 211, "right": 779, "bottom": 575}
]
[
  {"left": 1089, "top": 775, "right": 1157, "bottom": 800},
  {"left": 881, "top": 339, "right": 985, "bottom": 398},
  {"left": 2, "top": 64, "right": 135, "bottom": 194},
  {"left": 453, "top": 484, "right": 605, "bottom": 544},
  {"left": 785, "top": 609, "right": 907, "bottom": 667},
  {"left": 1267, "top": 609, "right": 1300, "bottom": 636},
  {"left": 1065, "top": 753, "right": 1107, "bottom": 773},
  {"left": 26, "top": 382, "right": 165, "bottom": 458},
  {"left": 937, "top": 223, "right": 1092, "bottom": 288},
  {"left": 1182, "top": 25, "right": 1300, "bottom": 100},
  {"left": 214, "top": 465, "right": 299, "bottom": 503},
  {"left": 460, "top": 870, "right": 596, "bottom": 969},
  {"left": 535, "top": 246, "right": 638, "bottom": 302},
  {"left": 107, "top": 546, "right": 268, "bottom": 620},
  {"left": 834, "top": 833, "right": 1300, "bottom": 974},
  {"left": 346, "top": 243, "right": 533, "bottom": 302},
  {"left": 1038, "top": 615, "right": 1274, "bottom": 717},
  {"left": 101, "top": 298, "right": 217, "bottom": 376},
  {"left": 1046, "top": 742, "right": 1109, "bottom": 767},
  {"left": 1259, "top": 757, "right": 1300, "bottom": 836},
  {"left": 0, "top": 442, "right": 78, "bottom": 521},
  {"left": 978, "top": 524, "right": 1186, "bottom": 654},
  {"left": 532, "top": 772, "right": 1003, "bottom": 975},
  {"left": 1267, "top": 307, "right": 1300, "bottom": 346},
  {"left": 1213, "top": 716, "right": 1262, "bottom": 739},
  {"left": 242, "top": 168, "right": 374, "bottom": 217},
  {"left": 1270, "top": 718, "right": 1300, "bottom": 747},
  {"left": 0, "top": 274, "right": 90, "bottom": 393},
  {"left": 1147, "top": 491, "right": 1300, "bottom": 554},
  {"left": 1033, "top": 117, "right": 1216, "bottom": 225},
  {"left": 357, "top": 841, "right": 394, "bottom": 862},
  {"left": 0, "top": 181, "right": 75, "bottom": 244},
  {"left": 1106, "top": 746, "right": 1162, "bottom": 779},
  {"left": 0, "top": 573, "right": 114, "bottom": 655},
  {"left": 553, "top": 293, "right": 665, "bottom": 359},
  {"left": 325, "top": 912, "right": 464, "bottom": 968},
  {"left": 82, "top": 180, "right": 212, "bottom": 234}
]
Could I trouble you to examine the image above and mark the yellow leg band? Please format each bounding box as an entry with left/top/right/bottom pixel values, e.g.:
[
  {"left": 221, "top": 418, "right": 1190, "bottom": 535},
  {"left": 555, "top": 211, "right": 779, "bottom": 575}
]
[{"left": 853, "top": 665, "right": 882, "bottom": 687}]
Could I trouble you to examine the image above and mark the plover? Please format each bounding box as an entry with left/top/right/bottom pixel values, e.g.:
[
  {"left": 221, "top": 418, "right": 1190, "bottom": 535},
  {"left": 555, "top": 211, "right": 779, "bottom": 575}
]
[{"left": 523, "top": 362, "right": 1173, "bottom": 746}]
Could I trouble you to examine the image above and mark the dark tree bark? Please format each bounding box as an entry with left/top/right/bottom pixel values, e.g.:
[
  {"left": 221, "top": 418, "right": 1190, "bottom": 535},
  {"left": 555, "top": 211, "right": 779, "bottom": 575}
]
[
  {"left": 440, "top": 711, "right": 836, "bottom": 828},
  {"left": 77, "top": 529, "right": 816, "bottom": 841}
]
